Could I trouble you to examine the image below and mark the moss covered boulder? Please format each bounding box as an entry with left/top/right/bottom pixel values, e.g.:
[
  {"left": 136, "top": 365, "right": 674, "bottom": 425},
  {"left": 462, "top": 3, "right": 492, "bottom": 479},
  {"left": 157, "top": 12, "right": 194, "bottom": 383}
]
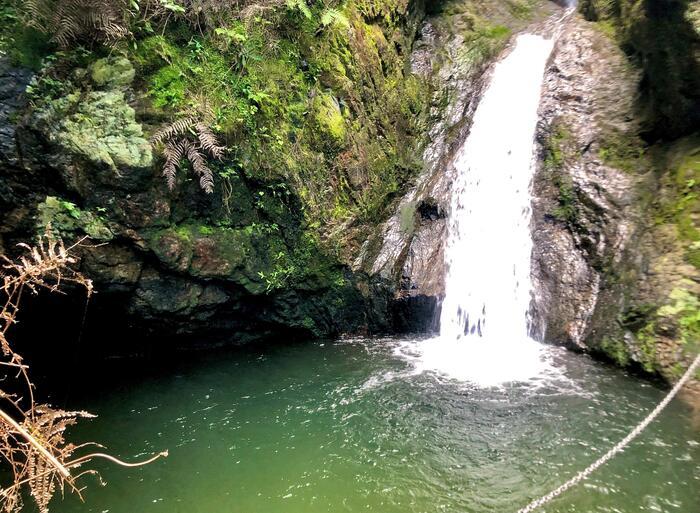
[
  {"left": 31, "top": 57, "right": 151, "bottom": 172},
  {"left": 35, "top": 90, "right": 152, "bottom": 171},
  {"left": 579, "top": 0, "right": 700, "bottom": 140},
  {"left": 89, "top": 57, "right": 136, "bottom": 89}
]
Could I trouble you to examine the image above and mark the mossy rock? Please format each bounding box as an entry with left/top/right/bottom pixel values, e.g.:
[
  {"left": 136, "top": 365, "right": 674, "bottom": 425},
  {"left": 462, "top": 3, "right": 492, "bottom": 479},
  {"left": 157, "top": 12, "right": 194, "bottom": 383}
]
[
  {"left": 599, "top": 336, "right": 631, "bottom": 366},
  {"left": 148, "top": 224, "right": 268, "bottom": 294},
  {"left": 629, "top": 283, "right": 700, "bottom": 375},
  {"left": 89, "top": 57, "right": 135, "bottom": 89},
  {"left": 579, "top": 0, "right": 700, "bottom": 140},
  {"left": 313, "top": 92, "right": 346, "bottom": 145},
  {"left": 36, "top": 196, "right": 113, "bottom": 241},
  {"left": 34, "top": 89, "right": 152, "bottom": 171}
]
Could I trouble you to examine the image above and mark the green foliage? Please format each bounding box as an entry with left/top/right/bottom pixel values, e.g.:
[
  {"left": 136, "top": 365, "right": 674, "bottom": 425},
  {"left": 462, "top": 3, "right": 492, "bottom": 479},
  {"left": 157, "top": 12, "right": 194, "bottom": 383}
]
[
  {"left": 36, "top": 196, "right": 113, "bottom": 241},
  {"left": 285, "top": 0, "right": 349, "bottom": 29},
  {"left": 457, "top": 21, "right": 511, "bottom": 73},
  {"left": 599, "top": 337, "right": 630, "bottom": 366},
  {"left": 148, "top": 216, "right": 347, "bottom": 299},
  {"left": 635, "top": 324, "right": 658, "bottom": 373},
  {"left": 685, "top": 242, "right": 700, "bottom": 269},
  {"left": 505, "top": 0, "right": 536, "bottom": 20},
  {"left": 16, "top": 0, "right": 431, "bottom": 252},
  {"left": 286, "top": 0, "right": 312, "bottom": 19},
  {"left": 132, "top": 35, "right": 181, "bottom": 71},
  {"left": 0, "top": 3, "right": 52, "bottom": 70},
  {"left": 598, "top": 129, "right": 645, "bottom": 173},
  {"left": 258, "top": 252, "right": 297, "bottom": 292},
  {"left": 654, "top": 138, "right": 700, "bottom": 243},
  {"left": 320, "top": 8, "right": 350, "bottom": 28},
  {"left": 630, "top": 284, "right": 700, "bottom": 375},
  {"left": 543, "top": 122, "right": 578, "bottom": 223},
  {"left": 657, "top": 287, "right": 700, "bottom": 346},
  {"left": 129, "top": 0, "right": 427, "bottom": 241},
  {"left": 159, "top": 0, "right": 186, "bottom": 14},
  {"left": 148, "top": 65, "right": 186, "bottom": 108}
]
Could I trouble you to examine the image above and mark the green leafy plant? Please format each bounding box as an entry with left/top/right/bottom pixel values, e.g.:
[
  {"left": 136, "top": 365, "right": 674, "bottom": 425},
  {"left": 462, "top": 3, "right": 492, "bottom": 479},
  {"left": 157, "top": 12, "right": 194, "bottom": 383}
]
[
  {"left": 320, "top": 7, "right": 349, "bottom": 28},
  {"left": 286, "top": 0, "right": 312, "bottom": 19},
  {"left": 159, "top": 0, "right": 185, "bottom": 13}
]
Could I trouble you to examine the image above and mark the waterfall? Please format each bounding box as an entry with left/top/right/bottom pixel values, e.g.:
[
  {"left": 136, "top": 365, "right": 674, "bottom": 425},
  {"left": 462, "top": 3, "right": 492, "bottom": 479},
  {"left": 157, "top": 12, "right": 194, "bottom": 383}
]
[
  {"left": 396, "top": 34, "right": 557, "bottom": 387},
  {"left": 439, "top": 33, "right": 553, "bottom": 342}
]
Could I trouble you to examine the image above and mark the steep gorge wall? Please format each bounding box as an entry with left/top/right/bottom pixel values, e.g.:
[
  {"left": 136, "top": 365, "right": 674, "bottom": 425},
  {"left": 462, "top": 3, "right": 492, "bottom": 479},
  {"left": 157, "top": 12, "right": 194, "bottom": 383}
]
[
  {"left": 355, "top": 0, "right": 559, "bottom": 330},
  {"left": 0, "top": 0, "right": 552, "bottom": 350},
  {"left": 0, "top": 0, "right": 432, "bottom": 348},
  {"left": 3, "top": 0, "right": 694, "bottom": 392},
  {"left": 532, "top": 3, "right": 700, "bottom": 394}
]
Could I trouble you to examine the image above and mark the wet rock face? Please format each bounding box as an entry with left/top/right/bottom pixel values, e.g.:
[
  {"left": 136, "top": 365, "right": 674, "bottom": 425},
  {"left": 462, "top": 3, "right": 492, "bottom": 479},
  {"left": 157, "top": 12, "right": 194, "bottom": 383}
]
[
  {"left": 355, "top": 12, "right": 507, "bottom": 332},
  {"left": 0, "top": 55, "right": 378, "bottom": 348},
  {"left": 579, "top": 0, "right": 700, "bottom": 141},
  {"left": 352, "top": 13, "right": 469, "bottom": 332},
  {"left": 0, "top": 61, "right": 32, "bottom": 167},
  {"left": 357, "top": 0, "right": 560, "bottom": 333},
  {"left": 531, "top": 17, "right": 699, "bottom": 395},
  {"left": 531, "top": 18, "right": 640, "bottom": 347}
]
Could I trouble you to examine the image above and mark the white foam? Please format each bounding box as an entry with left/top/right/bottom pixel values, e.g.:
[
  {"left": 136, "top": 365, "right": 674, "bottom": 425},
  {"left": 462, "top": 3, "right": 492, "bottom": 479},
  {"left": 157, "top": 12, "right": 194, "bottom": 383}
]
[
  {"left": 411, "top": 34, "right": 557, "bottom": 387},
  {"left": 394, "top": 336, "right": 552, "bottom": 387}
]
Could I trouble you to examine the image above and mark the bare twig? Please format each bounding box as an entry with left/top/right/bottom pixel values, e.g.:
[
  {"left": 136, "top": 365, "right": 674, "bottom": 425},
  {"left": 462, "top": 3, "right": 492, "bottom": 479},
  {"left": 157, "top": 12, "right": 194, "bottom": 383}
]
[{"left": 0, "top": 230, "right": 166, "bottom": 513}]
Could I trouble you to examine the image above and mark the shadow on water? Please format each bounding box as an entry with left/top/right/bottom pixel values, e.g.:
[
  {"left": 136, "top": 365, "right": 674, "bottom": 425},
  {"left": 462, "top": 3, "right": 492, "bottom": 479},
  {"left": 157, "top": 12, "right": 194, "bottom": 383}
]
[{"left": 22, "top": 336, "right": 698, "bottom": 513}]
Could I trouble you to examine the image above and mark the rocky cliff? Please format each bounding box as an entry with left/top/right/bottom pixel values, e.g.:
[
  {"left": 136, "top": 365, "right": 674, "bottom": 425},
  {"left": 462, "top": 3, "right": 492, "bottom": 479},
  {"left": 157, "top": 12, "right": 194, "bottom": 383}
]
[
  {"left": 531, "top": 4, "right": 699, "bottom": 395},
  {"left": 0, "top": 0, "right": 696, "bottom": 392},
  {"left": 0, "top": 0, "right": 432, "bottom": 348},
  {"left": 355, "top": 0, "right": 558, "bottom": 331},
  {"left": 0, "top": 0, "right": 553, "bottom": 350}
]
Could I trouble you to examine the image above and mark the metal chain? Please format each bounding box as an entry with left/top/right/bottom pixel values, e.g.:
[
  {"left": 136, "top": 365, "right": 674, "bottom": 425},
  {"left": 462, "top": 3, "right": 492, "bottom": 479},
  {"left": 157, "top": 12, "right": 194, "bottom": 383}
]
[{"left": 515, "top": 353, "right": 700, "bottom": 513}]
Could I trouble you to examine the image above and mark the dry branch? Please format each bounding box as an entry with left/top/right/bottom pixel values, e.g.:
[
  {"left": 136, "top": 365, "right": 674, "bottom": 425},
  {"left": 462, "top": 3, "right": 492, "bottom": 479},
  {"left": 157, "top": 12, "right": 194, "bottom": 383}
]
[{"left": 0, "top": 231, "right": 166, "bottom": 513}]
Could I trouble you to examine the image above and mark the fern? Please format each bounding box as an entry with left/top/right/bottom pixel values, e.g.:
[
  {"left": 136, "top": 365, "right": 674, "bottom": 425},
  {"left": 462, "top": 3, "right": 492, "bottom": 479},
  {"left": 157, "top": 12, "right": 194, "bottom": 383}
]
[
  {"left": 25, "top": 407, "right": 94, "bottom": 513},
  {"left": 150, "top": 116, "right": 197, "bottom": 145},
  {"left": 183, "top": 141, "right": 215, "bottom": 193},
  {"left": 285, "top": 0, "right": 312, "bottom": 19},
  {"left": 194, "top": 122, "right": 225, "bottom": 159},
  {"left": 0, "top": 236, "right": 167, "bottom": 513},
  {"left": 151, "top": 117, "right": 223, "bottom": 194},
  {"left": 22, "top": 0, "right": 131, "bottom": 48},
  {"left": 320, "top": 7, "right": 349, "bottom": 28},
  {"left": 162, "top": 139, "right": 186, "bottom": 190}
]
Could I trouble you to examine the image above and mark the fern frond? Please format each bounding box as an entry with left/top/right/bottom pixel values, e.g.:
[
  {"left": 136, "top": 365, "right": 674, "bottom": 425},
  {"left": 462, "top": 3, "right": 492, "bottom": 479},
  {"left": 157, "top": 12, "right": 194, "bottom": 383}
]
[
  {"left": 150, "top": 117, "right": 196, "bottom": 145},
  {"left": 19, "top": 0, "right": 131, "bottom": 48},
  {"left": 151, "top": 116, "right": 222, "bottom": 193},
  {"left": 194, "top": 123, "right": 225, "bottom": 159},
  {"left": 286, "top": 0, "right": 312, "bottom": 19},
  {"left": 27, "top": 450, "right": 55, "bottom": 513},
  {"left": 162, "top": 139, "right": 186, "bottom": 190},
  {"left": 320, "top": 8, "right": 349, "bottom": 28},
  {"left": 183, "top": 141, "right": 215, "bottom": 194},
  {"left": 0, "top": 237, "right": 164, "bottom": 513}
]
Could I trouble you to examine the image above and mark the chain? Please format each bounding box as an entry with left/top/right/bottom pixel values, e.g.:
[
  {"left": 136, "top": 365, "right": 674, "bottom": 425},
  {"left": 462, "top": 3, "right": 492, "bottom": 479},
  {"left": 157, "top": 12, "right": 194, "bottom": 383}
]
[{"left": 515, "top": 353, "right": 700, "bottom": 513}]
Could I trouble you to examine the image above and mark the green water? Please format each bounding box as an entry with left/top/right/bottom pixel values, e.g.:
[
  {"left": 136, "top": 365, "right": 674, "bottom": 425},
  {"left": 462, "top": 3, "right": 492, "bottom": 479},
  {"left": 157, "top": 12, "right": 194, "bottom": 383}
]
[{"left": 49, "top": 338, "right": 698, "bottom": 513}]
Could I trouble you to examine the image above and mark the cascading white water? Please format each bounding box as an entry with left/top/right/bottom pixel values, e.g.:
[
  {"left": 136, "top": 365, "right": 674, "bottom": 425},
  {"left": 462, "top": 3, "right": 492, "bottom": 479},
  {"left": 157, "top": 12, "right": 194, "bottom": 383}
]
[
  {"left": 440, "top": 33, "right": 553, "bottom": 342},
  {"left": 396, "top": 34, "right": 558, "bottom": 387}
]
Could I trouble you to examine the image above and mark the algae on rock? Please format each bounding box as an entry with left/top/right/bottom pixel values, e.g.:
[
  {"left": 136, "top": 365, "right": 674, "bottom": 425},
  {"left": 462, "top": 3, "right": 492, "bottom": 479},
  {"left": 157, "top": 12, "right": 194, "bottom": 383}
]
[{"left": 31, "top": 57, "right": 151, "bottom": 171}]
